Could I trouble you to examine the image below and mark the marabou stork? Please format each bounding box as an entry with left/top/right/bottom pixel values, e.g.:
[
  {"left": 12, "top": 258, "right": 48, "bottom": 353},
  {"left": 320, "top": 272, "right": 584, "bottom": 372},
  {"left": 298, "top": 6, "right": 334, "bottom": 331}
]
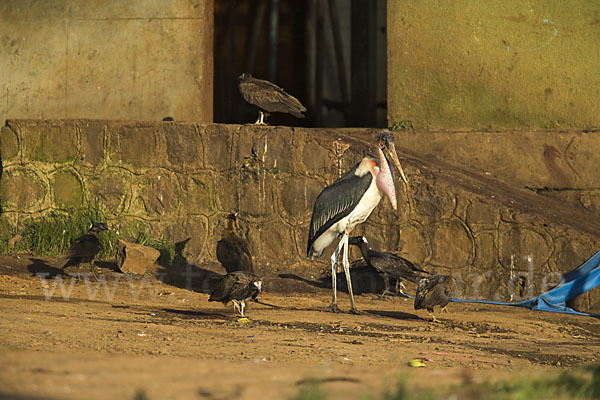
[
  {"left": 348, "top": 236, "right": 429, "bottom": 298},
  {"left": 209, "top": 271, "right": 263, "bottom": 317},
  {"left": 63, "top": 222, "right": 109, "bottom": 280},
  {"left": 238, "top": 73, "right": 307, "bottom": 124},
  {"left": 414, "top": 274, "right": 457, "bottom": 323},
  {"left": 306, "top": 131, "right": 408, "bottom": 313}
]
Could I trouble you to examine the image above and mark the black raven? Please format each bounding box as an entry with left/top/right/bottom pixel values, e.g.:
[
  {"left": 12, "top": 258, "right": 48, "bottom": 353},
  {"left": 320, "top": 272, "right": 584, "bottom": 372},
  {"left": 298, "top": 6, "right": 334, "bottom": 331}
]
[
  {"left": 238, "top": 73, "right": 306, "bottom": 124},
  {"left": 216, "top": 213, "right": 254, "bottom": 273},
  {"left": 63, "top": 222, "right": 109, "bottom": 280},
  {"left": 414, "top": 274, "right": 457, "bottom": 323},
  {"left": 209, "top": 271, "right": 262, "bottom": 317},
  {"left": 348, "top": 236, "right": 428, "bottom": 298}
]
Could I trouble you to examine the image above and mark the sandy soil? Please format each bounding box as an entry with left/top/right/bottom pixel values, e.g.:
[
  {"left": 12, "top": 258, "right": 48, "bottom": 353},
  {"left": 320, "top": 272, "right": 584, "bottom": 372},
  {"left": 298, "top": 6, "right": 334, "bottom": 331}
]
[{"left": 0, "top": 255, "right": 599, "bottom": 400}]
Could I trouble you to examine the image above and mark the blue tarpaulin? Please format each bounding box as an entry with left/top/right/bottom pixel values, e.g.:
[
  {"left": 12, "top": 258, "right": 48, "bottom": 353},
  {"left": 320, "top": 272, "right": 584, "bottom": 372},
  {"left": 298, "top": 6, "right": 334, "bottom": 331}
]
[{"left": 453, "top": 250, "right": 600, "bottom": 318}]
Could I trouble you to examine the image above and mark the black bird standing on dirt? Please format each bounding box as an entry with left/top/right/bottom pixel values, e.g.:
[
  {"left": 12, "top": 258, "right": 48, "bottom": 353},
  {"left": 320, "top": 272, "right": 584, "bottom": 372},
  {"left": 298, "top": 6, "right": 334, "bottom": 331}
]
[
  {"left": 414, "top": 274, "right": 457, "bottom": 323},
  {"left": 216, "top": 213, "right": 254, "bottom": 273},
  {"left": 62, "top": 222, "right": 109, "bottom": 280},
  {"left": 348, "top": 236, "right": 429, "bottom": 298},
  {"left": 238, "top": 73, "right": 307, "bottom": 124},
  {"left": 209, "top": 271, "right": 262, "bottom": 317}
]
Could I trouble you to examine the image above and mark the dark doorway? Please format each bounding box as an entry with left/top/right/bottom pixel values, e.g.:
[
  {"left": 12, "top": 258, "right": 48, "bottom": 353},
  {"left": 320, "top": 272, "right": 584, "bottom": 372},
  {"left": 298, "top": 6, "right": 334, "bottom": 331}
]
[{"left": 213, "top": 0, "right": 387, "bottom": 128}]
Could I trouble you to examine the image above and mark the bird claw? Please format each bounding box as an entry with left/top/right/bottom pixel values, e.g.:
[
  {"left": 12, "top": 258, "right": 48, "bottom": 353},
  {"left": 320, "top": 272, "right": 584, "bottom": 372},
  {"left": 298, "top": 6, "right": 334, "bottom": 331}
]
[
  {"left": 348, "top": 307, "right": 362, "bottom": 315},
  {"left": 430, "top": 315, "right": 442, "bottom": 324}
]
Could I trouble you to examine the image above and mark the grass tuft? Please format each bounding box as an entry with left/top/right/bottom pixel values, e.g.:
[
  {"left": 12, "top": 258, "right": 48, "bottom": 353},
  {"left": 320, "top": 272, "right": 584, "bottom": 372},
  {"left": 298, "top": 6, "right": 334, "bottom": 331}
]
[
  {"left": 290, "top": 366, "right": 600, "bottom": 400},
  {"left": 132, "top": 389, "right": 149, "bottom": 400},
  {"left": 135, "top": 229, "right": 176, "bottom": 266},
  {"left": 289, "top": 379, "right": 328, "bottom": 400},
  {"left": 452, "top": 364, "right": 600, "bottom": 400},
  {"left": 18, "top": 207, "right": 117, "bottom": 259},
  {"left": 0, "top": 206, "right": 176, "bottom": 263}
]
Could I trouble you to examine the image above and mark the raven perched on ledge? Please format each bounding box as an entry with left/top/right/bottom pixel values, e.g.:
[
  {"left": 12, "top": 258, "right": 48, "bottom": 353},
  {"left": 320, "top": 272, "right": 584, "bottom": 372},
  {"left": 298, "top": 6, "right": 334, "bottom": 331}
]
[
  {"left": 62, "top": 222, "right": 109, "bottom": 280},
  {"left": 238, "top": 73, "right": 306, "bottom": 124}
]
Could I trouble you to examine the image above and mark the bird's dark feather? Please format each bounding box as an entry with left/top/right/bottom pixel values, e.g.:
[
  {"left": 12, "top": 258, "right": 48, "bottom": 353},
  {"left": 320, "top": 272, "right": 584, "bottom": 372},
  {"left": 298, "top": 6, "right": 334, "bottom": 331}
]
[
  {"left": 414, "top": 275, "right": 457, "bottom": 311},
  {"left": 306, "top": 164, "right": 373, "bottom": 258},
  {"left": 67, "top": 234, "right": 101, "bottom": 258},
  {"left": 209, "top": 271, "right": 261, "bottom": 305},
  {"left": 238, "top": 77, "right": 306, "bottom": 117},
  {"left": 368, "top": 250, "right": 428, "bottom": 284},
  {"left": 216, "top": 233, "right": 253, "bottom": 273}
]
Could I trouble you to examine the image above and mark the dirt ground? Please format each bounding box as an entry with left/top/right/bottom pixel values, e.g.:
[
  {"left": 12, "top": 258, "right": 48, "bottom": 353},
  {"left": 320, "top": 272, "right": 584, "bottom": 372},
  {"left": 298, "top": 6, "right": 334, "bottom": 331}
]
[{"left": 0, "top": 256, "right": 599, "bottom": 400}]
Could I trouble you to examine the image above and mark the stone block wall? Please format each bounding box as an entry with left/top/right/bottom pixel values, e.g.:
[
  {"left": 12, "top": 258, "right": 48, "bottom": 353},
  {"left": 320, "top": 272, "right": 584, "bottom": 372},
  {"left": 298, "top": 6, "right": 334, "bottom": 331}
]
[{"left": 1, "top": 120, "right": 599, "bottom": 312}]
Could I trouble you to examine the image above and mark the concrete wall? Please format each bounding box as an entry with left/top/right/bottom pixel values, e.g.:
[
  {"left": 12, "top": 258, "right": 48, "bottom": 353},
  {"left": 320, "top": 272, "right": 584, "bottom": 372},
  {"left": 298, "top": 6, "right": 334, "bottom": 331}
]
[
  {"left": 1, "top": 121, "right": 599, "bottom": 312},
  {"left": 387, "top": 0, "right": 600, "bottom": 130},
  {"left": 0, "top": 1, "right": 213, "bottom": 122}
]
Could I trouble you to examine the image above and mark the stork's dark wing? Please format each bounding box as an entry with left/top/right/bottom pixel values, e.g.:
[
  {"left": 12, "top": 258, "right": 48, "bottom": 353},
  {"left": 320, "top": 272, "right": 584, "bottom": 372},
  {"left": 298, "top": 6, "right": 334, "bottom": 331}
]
[
  {"left": 68, "top": 234, "right": 102, "bottom": 258},
  {"left": 239, "top": 78, "right": 306, "bottom": 117},
  {"left": 414, "top": 275, "right": 456, "bottom": 310},
  {"left": 369, "top": 251, "right": 429, "bottom": 284},
  {"left": 307, "top": 165, "right": 373, "bottom": 258}
]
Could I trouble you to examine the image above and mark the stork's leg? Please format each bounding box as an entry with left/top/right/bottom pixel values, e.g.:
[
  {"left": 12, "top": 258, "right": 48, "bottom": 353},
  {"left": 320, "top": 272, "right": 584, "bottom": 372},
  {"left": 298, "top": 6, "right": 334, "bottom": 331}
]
[
  {"left": 232, "top": 300, "right": 240, "bottom": 315},
  {"left": 341, "top": 234, "right": 360, "bottom": 314},
  {"left": 240, "top": 300, "right": 246, "bottom": 317},
  {"left": 325, "top": 236, "right": 345, "bottom": 313}
]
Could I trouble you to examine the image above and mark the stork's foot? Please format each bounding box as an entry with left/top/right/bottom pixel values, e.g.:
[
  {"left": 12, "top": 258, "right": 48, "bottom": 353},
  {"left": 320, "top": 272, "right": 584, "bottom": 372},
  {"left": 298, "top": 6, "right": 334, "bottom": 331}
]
[
  {"left": 323, "top": 303, "right": 342, "bottom": 313},
  {"left": 348, "top": 307, "right": 362, "bottom": 315}
]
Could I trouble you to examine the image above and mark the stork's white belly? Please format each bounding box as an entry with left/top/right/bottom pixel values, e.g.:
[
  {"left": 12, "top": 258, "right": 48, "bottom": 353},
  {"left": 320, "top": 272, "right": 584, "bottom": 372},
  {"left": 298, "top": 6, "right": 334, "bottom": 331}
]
[
  {"left": 342, "top": 181, "right": 383, "bottom": 232},
  {"left": 311, "top": 180, "right": 382, "bottom": 255}
]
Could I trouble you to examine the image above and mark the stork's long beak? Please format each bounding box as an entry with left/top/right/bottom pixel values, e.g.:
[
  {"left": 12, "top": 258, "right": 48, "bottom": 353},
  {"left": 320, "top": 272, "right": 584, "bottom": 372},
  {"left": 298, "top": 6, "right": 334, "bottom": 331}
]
[{"left": 383, "top": 140, "right": 408, "bottom": 185}]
